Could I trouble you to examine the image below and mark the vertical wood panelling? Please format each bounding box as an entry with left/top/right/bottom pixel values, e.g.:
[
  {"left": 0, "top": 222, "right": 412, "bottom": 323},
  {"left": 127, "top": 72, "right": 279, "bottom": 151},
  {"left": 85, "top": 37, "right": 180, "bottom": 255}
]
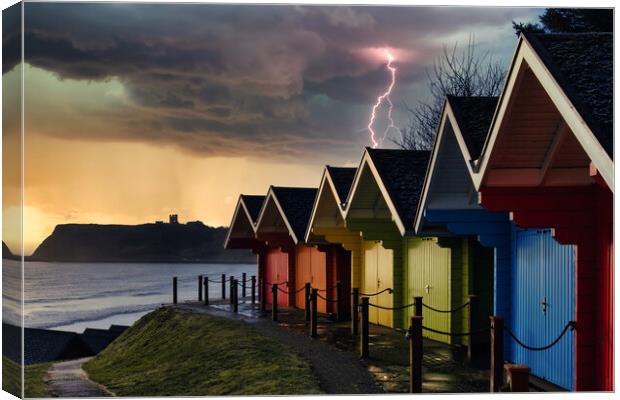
[{"left": 511, "top": 228, "right": 575, "bottom": 390}]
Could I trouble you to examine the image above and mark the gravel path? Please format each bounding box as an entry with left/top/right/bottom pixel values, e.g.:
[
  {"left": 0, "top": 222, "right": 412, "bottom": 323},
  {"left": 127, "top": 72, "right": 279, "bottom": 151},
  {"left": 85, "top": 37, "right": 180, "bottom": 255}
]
[
  {"left": 46, "top": 357, "right": 114, "bottom": 397},
  {"left": 177, "top": 303, "right": 384, "bottom": 394}
]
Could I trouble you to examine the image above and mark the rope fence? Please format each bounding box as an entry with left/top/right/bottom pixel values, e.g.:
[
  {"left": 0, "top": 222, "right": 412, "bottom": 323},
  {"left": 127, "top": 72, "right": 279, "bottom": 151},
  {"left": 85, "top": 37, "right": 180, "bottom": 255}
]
[
  {"left": 276, "top": 285, "right": 305, "bottom": 295},
  {"left": 504, "top": 321, "right": 575, "bottom": 351},
  {"left": 422, "top": 301, "right": 469, "bottom": 314},
  {"left": 358, "top": 288, "right": 393, "bottom": 297},
  {"left": 368, "top": 301, "right": 414, "bottom": 311}
]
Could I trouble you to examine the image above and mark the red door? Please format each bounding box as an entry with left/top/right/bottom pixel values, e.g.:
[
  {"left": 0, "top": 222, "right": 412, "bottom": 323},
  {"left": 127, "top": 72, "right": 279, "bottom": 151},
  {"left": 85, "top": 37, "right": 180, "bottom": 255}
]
[
  {"left": 310, "top": 248, "right": 328, "bottom": 313},
  {"left": 265, "top": 248, "right": 289, "bottom": 306}
]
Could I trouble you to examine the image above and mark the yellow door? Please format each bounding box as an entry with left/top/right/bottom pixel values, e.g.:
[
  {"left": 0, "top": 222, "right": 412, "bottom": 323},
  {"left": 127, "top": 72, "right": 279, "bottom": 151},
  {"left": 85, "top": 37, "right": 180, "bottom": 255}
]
[
  {"left": 362, "top": 240, "right": 379, "bottom": 324},
  {"left": 377, "top": 244, "right": 393, "bottom": 327}
]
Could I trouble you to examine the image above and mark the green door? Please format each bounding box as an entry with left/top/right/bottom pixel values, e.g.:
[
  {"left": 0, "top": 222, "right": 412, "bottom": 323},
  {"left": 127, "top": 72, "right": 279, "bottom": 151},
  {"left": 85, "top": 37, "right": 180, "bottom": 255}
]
[{"left": 408, "top": 237, "right": 451, "bottom": 343}]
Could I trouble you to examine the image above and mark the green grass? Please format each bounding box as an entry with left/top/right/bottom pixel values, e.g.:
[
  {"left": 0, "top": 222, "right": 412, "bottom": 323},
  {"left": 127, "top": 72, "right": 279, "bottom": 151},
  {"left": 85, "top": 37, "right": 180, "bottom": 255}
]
[
  {"left": 3, "top": 356, "right": 53, "bottom": 398},
  {"left": 83, "top": 307, "right": 322, "bottom": 396}
]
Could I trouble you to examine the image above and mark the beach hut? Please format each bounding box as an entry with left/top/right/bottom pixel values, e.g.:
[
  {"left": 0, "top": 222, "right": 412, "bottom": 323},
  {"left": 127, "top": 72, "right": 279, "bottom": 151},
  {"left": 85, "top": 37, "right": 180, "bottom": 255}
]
[
  {"left": 413, "top": 96, "right": 501, "bottom": 349},
  {"left": 343, "top": 148, "right": 432, "bottom": 330},
  {"left": 472, "top": 33, "right": 613, "bottom": 391},
  {"left": 305, "top": 166, "right": 359, "bottom": 318}
]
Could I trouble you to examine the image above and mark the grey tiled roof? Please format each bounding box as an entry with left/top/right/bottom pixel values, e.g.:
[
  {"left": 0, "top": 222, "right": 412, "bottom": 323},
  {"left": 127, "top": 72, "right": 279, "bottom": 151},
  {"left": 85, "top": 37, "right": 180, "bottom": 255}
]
[
  {"left": 271, "top": 187, "right": 318, "bottom": 242},
  {"left": 447, "top": 96, "right": 498, "bottom": 160},
  {"left": 366, "top": 148, "right": 431, "bottom": 230},
  {"left": 525, "top": 32, "right": 613, "bottom": 158},
  {"left": 326, "top": 166, "right": 357, "bottom": 204},
  {"left": 240, "top": 195, "right": 265, "bottom": 224}
]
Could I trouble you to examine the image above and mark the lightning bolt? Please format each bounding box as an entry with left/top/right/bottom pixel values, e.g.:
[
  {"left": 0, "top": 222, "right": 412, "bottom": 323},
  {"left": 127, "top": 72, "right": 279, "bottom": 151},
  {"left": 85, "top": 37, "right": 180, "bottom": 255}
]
[{"left": 368, "top": 49, "right": 399, "bottom": 148}]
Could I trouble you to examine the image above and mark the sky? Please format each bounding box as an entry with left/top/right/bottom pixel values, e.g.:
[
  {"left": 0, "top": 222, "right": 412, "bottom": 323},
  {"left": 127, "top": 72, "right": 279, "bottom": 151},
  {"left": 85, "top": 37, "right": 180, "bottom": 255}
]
[{"left": 2, "top": 3, "right": 541, "bottom": 254}]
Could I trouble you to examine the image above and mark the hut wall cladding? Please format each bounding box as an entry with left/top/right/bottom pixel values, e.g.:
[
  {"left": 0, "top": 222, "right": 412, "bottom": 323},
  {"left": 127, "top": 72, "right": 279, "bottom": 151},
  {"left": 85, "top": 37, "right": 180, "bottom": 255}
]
[
  {"left": 479, "top": 185, "right": 613, "bottom": 391},
  {"left": 313, "top": 227, "right": 362, "bottom": 291}
]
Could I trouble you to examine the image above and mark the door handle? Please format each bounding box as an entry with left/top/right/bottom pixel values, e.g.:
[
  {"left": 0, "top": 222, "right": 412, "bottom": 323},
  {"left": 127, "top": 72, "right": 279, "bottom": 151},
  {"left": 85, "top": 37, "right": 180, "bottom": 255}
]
[
  {"left": 541, "top": 296, "right": 548, "bottom": 316},
  {"left": 377, "top": 278, "right": 381, "bottom": 288},
  {"left": 424, "top": 284, "right": 431, "bottom": 293}
]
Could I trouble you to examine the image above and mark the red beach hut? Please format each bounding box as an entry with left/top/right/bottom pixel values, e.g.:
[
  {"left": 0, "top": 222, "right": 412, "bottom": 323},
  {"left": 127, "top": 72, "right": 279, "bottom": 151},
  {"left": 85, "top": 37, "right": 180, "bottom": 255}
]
[{"left": 473, "top": 33, "right": 613, "bottom": 391}]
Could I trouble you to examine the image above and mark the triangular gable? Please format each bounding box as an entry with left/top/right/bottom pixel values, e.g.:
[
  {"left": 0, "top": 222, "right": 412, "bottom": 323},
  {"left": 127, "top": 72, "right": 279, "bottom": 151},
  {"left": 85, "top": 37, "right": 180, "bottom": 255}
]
[
  {"left": 415, "top": 96, "right": 498, "bottom": 233},
  {"left": 344, "top": 148, "right": 430, "bottom": 236},
  {"left": 474, "top": 32, "right": 613, "bottom": 191},
  {"left": 224, "top": 194, "right": 265, "bottom": 249},
  {"left": 304, "top": 166, "right": 357, "bottom": 242},
  {"left": 255, "top": 186, "right": 317, "bottom": 244}
]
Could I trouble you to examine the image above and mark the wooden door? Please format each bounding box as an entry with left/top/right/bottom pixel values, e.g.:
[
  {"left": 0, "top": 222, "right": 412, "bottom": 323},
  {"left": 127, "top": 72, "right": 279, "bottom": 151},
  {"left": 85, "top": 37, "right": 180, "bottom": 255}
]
[
  {"left": 362, "top": 240, "right": 379, "bottom": 324},
  {"left": 265, "top": 249, "right": 289, "bottom": 307},
  {"left": 311, "top": 248, "right": 328, "bottom": 313},
  {"left": 377, "top": 244, "right": 393, "bottom": 327},
  {"left": 295, "top": 247, "right": 312, "bottom": 309}
]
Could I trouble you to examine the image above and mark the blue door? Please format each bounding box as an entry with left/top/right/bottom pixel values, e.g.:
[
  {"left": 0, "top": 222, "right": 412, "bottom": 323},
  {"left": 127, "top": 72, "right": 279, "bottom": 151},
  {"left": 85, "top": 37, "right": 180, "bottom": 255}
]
[{"left": 511, "top": 228, "right": 575, "bottom": 390}]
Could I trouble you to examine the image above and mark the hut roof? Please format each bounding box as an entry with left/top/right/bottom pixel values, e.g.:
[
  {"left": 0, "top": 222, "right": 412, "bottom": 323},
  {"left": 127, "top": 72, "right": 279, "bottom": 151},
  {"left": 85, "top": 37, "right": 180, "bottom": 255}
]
[
  {"left": 447, "top": 96, "right": 498, "bottom": 160},
  {"left": 361, "top": 148, "right": 431, "bottom": 232},
  {"left": 240, "top": 195, "right": 265, "bottom": 224},
  {"left": 325, "top": 166, "right": 357, "bottom": 204},
  {"left": 525, "top": 32, "right": 613, "bottom": 158},
  {"left": 269, "top": 187, "right": 317, "bottom": 243}
]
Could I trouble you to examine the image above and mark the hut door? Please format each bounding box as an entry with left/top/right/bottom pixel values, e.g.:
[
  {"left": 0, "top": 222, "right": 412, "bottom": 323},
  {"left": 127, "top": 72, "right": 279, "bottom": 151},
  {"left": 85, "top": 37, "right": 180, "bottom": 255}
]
[
  {"left": 376, "top": 244, "right": 393, "bottom": 327},
  {"left": 311, "top": 249, "right": 328, "bottom": 313},
  {"left": 421, "top": 238, "right": 451, "bottom": 343},
  {"left": 513, "top": 228, "right": 575, "bottom": 390},
  {"left": 363, "top": 240, "right": 379, "bottom": 324},
  {"left": 265, "top": 249, "right": 289, "bottom": 307},
  {"left": 295, "top": 247, "right": 312, "bottom": 310}
]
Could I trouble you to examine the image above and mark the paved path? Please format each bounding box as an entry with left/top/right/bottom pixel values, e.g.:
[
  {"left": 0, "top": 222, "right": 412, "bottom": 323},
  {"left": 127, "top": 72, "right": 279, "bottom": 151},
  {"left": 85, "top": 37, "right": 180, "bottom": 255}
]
[
  {"left": 176, "top": 303, "right": 384, "bottom": 394},
  {"left": 46, "top": 357, "right": 114, "bottom": 397}
]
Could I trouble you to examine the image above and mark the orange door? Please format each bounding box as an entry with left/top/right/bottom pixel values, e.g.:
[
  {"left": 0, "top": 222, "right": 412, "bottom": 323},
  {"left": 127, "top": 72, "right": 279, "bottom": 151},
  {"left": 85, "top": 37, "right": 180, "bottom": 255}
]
[
  {"left": 310, "top": 248, "right": 328, "bottom": 313},
  {"left": 265, "top": 248, "right": 289, "bottom": 307},
  {"left": 295, "top": 246, "right": 312, "bottom": 309}
]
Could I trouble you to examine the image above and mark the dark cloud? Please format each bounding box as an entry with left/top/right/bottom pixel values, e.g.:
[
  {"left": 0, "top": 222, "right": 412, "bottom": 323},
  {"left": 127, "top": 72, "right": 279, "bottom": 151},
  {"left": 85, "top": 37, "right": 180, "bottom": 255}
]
[{"left": 15, "top": 3, "right": 541, "bottom": 160}]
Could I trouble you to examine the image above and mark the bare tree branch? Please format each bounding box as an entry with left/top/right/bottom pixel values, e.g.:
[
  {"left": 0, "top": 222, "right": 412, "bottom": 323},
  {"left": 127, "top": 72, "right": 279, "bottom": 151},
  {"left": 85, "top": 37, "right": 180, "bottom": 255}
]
[{"left": 394, "top": 34, "right": 506, "bottom": 150}]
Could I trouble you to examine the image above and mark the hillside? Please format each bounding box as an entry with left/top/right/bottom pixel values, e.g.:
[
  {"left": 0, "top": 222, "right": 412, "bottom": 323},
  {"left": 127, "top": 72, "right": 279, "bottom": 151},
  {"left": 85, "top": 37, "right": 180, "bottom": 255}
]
[
  {"left": 83, "top": 307, "right": 321, "bottom": 395},
  {"left": 30, "top": 222, "right": 254, "bottom": 263}
]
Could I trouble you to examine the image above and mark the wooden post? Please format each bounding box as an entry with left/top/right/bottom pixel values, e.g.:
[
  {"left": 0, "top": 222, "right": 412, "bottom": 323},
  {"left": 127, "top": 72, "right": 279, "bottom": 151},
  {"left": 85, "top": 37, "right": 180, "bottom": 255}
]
[
  {"left": 310, "top": 288, "right": 318, "bottom": 338},
  {"left": 335, "top": 281, "right": 342, "bottom": 321},
  {"left": 198, "top": 275, "right": 203, "bottom": 302},
  {"left": 468, "top": 295, "right": 482, "bottom": 367},
  {"left": 304, "top": 283, "right": 311, "bottom": 322},
  {"left": 233, "top": 279, "right": 239, "bottom": 313},
  {"left": 251, "top": 275, "right": 256, "bottom": 304},
  {"left": 409, "top": 315, "right": 423, "bottom": 393},
  {"left": 221, "top": 274, "right": 226, "bottom": 299},
  {"left": 504, "top": 364, "right": 531, "bottom": 392},
  {"left": 414, "top": 296, "right": 423, "bottom": 317},
  {"left": 173, "top": 277, "right": 178, "bottom": 304},
  {"left": 229, "top": 277, "right": 235, "bottom": 305},
  {"left": 490, "top": 316, "right": 504, "bottom": 392},
  {"left": 261, "top": 278, "right": 267, "bottom": 312},
  {"left": 351, "top": 288, "right": 359, "bottom": 335},
  {"left": 272, "top": 284, "right": 278, "bottom": 322},
  {"left": 204, "top": 277, "right": 209, "bottom": 305},
  {"left": 242, "top": 273, "right": 247, "bottom": 298},
  {"left": 360, "top": 297, "right": 369, "bottom": 359}
]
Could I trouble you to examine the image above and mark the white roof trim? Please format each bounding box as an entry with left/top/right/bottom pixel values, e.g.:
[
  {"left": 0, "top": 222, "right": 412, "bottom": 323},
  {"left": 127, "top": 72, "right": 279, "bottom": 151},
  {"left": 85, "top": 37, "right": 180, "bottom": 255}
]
[
  {"left": 474, "top": 34, "right": 614, "bottom": 191},
  {"left": 255, "top": 186, "right": 301, "bottom": 245},
  {"left": 414, "top": 99, "right": 487, "bottom": 233},
  {"left": 303, "top": 168, "right": 346, "bottom": 243},
  {"left": 224, "top": 195, "right": 259, "bottom": 248},
  {"left": 343, "top": 150, "right": 407, "bottom": 236}
]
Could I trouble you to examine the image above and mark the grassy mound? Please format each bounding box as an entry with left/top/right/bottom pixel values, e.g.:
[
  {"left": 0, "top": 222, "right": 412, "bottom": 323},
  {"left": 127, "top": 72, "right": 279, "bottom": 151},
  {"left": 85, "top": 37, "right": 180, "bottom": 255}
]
[
  {"left": 2, "top": 357, "right": 52, "bottom": 398},
  {"left": 83, "top": 307, "right": 322, "bottom": 396}
]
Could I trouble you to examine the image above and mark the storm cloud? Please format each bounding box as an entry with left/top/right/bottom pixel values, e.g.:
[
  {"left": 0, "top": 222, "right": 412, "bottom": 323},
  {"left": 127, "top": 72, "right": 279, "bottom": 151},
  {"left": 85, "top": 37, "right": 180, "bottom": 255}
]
[{"left": 9, "top": 3, "right": 540, "bottom": 160}]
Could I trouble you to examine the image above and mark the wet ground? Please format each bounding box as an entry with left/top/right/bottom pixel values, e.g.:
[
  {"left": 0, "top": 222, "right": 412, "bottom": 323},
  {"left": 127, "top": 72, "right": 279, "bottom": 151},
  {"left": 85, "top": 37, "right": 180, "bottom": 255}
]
[
  {"left": 46, "top": 358, "right": 114, "bottom": 397},
  {"left": 180, "top": 298, "right": 491, "bottom": 393}
]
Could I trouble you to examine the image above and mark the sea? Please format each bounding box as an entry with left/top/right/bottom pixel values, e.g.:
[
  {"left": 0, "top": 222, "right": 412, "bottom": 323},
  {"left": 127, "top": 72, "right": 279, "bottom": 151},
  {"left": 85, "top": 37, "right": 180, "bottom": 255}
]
[{"left": 2, "top": 260, "right": 256, "bottom": 333}]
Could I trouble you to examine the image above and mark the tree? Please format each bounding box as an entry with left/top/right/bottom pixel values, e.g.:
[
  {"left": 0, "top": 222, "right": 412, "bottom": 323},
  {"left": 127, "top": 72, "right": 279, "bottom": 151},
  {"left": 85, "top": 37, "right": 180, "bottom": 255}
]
[
  {"left": 395, "top": 35, "right": 506, "bottom": 150},
  {"left": 513, "top": 8, "right": 613, "bottom": 35}
]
